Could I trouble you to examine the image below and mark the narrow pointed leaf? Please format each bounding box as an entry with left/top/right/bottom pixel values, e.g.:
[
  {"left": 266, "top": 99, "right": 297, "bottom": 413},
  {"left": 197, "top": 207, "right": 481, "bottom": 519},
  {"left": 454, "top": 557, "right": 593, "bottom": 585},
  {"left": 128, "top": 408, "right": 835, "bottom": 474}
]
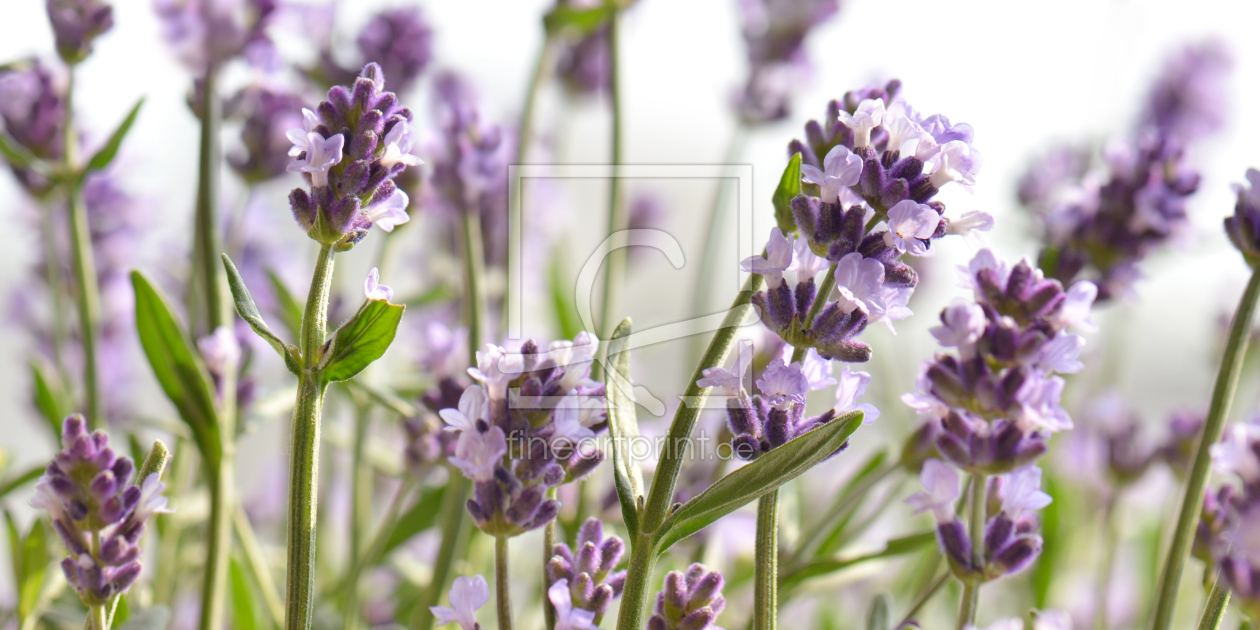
[
  {"left": 781, "top": 530, "right": 935, "bottom": 589},
  {"left": 319, "top": 298, "right": 405, "bottom": 383},
  {"left": 131, "top": 270, "right": 222, "bottom": 470},
  {"left": 656, "top": 411, "right": 862, "bottom": 552},
  {"left": 229, "top": 555, "right": 260, "bottom": 630},
  {"left": 773, "top": 153, "right": 802, "bottom": 233},
  {"left": 543, "top": 3, "right": 613, "bottom": 35},
  {"left": 866, "top": 595, "right": 889, "bottom": 630},
  {"left": 85, "top": 97, "right": 144, "bottom": 174},
  {"left": 0, "top": 130, "right": 39, "bottom": 171},
  {"left": 0, "top": 464, "right": 45, "bottom": 500},
  {"left": 222, "top": 254, "right": 300, "bottom": 374},
  {"left": 383, "top": 485, "right": 447, "bottom": 556},
  {"left": 18, "top": 518, "right": 48, "bottom": 619},
  {"left": 605, "top": 318, "right": 644, "bottom": 536},
  {"left": 30, "top": 360, "right": 70, "bottom": 441}
]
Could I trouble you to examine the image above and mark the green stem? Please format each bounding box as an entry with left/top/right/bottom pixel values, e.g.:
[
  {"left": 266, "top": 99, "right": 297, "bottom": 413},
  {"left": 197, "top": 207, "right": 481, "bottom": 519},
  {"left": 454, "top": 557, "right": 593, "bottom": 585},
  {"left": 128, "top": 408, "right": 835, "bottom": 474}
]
[
  {"left": 89, "top": 605, "right": 107, "bottom": 630},
  {"left": 413, "top": 474, "right": 472, "bottom": 630},
  {"left": 614, "top": 533, "right": 657, "bottom": 630},
  {"left": 199, "top": 450, "right": 233, "bottom": 630},
  {"left": 1095, "top": 493, "right": 1121, "bottom": 630},
  {"left": 543, "top": 487, "right": 558, "bottom": 630},
  {"left": 753, "top": 490, "right": 779, "bottom": 630},
  {"left": 285, "top": 244, "right": 336, "bottom": 630},
  {"left": 234, "top": 505, "right": 285, "bottom": 629},
  {"left": 192, "top": 61, "right": 227, "bottom": 334},
  {"left": 344, "top": 400, "right": 373, "bottom": 630},
  {"left": 495, "top": 536, "right": 513, "bottom": 630},
  {"left": 461, "top": 210, "right": 486, "bottom": 366},
  {"left": 594, "top": 9, "right": 625, "bottom": 379},
  {"left": 957, "top": 474, "right": 987, "bottom": 630},
  {"left": 1152, "top": 267, "right": 1260, "bottom": 630},
  {"left": 1198, "top": 582, "right": 1231, "bottom": 630},
  {"left": 899, "top": 570, "right": 949, "bottom": 627},
  {"left": 39, "top": 199, "right": 70, "bottom": 383},
  {"left": 61, "top": 66, "right": 103, "bottom": 428}
]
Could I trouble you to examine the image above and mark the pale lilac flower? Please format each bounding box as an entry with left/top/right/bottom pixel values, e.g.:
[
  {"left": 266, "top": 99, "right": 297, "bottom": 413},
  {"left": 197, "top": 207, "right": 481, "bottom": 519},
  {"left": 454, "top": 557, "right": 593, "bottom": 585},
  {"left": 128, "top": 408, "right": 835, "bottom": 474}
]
[
  {"left": 884, "top": 200, "right": 939, "bottom": 255},
  {"left": 1017, "top": 375, "right": 1073, "bottom": 433},
  {"left": 834, "top": 365, "right": 880, "bottom": 424},
  {"left": 834, "top": 253, "right": 912, "bottom": 328},
  {"left": 837, "top": 98, "right": 885, "bottom": 148},
  {"left": 285, "top": 131, "right": 343, "bottom": 187},
  {"left": 439, "top": 385, "right": 488, "bottom": 433},
  {"left": 1032, "top": 610, "right": 1074, "bottom": 630},
  {"left": 697, "top": 342, "right": 753, "bottom": 396},
  {"left": 1211, "top": 422, "right": 1260, "bottom": 483},
  {"left": 364, "top": 268, "right": 393, "bottom": 302},
  {"left": 906, "top": 458, "right": 961, "bottom": 522},
  {"left": 430, "top": 574, "right": 489, "bottom": 630},
  {"left": 929, "top": 140, "right": 983, "bottom": 189},
  {"left": 450, "top": 427, "right": 507, "bottom": 483},
  {"left": 1032, "top": 334, "right": 1085, "bottom": 374},
  {"left": 787, "top": 234, "right": 829, "bottom": 282},
  {"left": 197, "top": 326, "right": 241, "bottom": 378},
  {"left": 549, "top": 331, "right": 599, "bottom": 392},
  {"left": 958, "top": 248, "right": 1011, "bottom": 296},
  {"left": 362, "top": 189, "right": 411, "bottom": 232},
  {"left": 883, "top": 101, "right": 927, "bottom": 155},
  {"left": 800, "top": 145, "right": 862, "bottom": 204},
  {"left": 1051, "top": 281, "right": 1098, "bottom": 332},
  {"left": 946, "top": 210, "right": 995, "bottom": 246},
  {"left": 741, "top": 227, "right": 793, "bottom": 287},
  {"left": 285, "top": 110, "right": 321, "bottom": 156},
  {"left": 549, "top": 579, "right": 597, "bottom": 630},
  {"left": 551, "top": 396, "right": 597, "bottom": 447},
  {"left": 755, "top": 359, "right": 808, "bottom": 410},
  {"left": 468, "top": 345, "right": 524, "bottom": 400},
  {"left": 930, "top": 302, "right": 985, "bottom": 351},
  {"left": 778, "top": 345, "right": 835, "bottom": 391},
  {"left": 380, "top": 119, "right": 422, "bottom": 169},
  {"left": 999, "top": 466, "right": 1053, "bottom": 519}
]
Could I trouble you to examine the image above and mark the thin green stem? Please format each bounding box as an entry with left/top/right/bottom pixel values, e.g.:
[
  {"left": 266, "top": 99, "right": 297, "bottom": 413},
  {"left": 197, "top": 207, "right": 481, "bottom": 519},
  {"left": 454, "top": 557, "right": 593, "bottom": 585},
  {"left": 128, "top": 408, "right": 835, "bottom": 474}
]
[
  {"left": 89, "top": 605, "right": 107, "bottom": 630},
  {"left": 192, "top": 61, "right": 227, "bottom": 334},
  {"left": 543, "top": 487, "right": 558, "bottom": 630},
  {"left": 199, "top": 443, "right": 233, "bottom": 630},
  {"left": 1095, "top": 493, "right": 1121, "bottom": 630},
  {"left": 957, "top": 474, "right": 987, "bottom": 630},
  {"left": 461, "top": 211, "right": 486, "bottom": 366},
  {"left": 345, "top": 400, "right": 373, "bottom": 630},
  {"left": 39, "top": 199, "right": 70, "bottom": 382},
  {"left": 495, "top": 536, "right": 513, "bottom": 630},
  {"left": 1197, "top": 581, "right": 1231, "bottom": 630},
  {"left": 285, "top": 244, "right": 336, "bottom": 630},
  {"left": 1152, "top": 267, "right": 1260, "bottom": 630},
  {"left": 413, "top": 474, "right": 472, "bottom": 630},
  {"left": 594, "top": 9, "right": 625, "bottom": 379},
  {"left": 753, "top": 490, "right": 779, "bottom": 630},
  {"left": 234, "top": 505, "right": 285, "bottom": 629},
  {"left": 61, "top": 66, "right": 103, "bottom": 428},
  {"left": 898, "top": 570, "right": 949, "bottom": 627},
  {"left": 614, "top": 533, "right": 657, "bottom": 630}
]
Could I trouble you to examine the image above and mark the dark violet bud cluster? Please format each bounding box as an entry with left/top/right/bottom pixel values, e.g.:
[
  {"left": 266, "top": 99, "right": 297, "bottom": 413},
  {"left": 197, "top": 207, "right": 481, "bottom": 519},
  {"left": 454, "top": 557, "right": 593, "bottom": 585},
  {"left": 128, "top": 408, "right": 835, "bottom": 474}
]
[
  {"left": 696, "top": 343, "right": 877, "bottom": 460},
  {"left": 907, "top": 460, "right": 1050, "bottom": 583},
  {"left": 648, "top": 564, "right": 726, "bottom": 630},
  {"left": 30, "top": 415, "right": 170, "bottom": 606},
  {"left": 314, "top": 7, "right": 433, "bottom": 96},
  {"left": 286, "top": 63, "right": 418, "bottom": 249},
  {"left": 46, "top": 0, "right": 114, "bottom": 64},
  {"left": 1199, "top": 421, "right": 1260, "bottom": 618},
  {"left": 902, "top": 249, "right": 1096, "bottom": 475},
  {"left": 154, "top": 0, "right": 278, "bottom": 71},
  {"left": 441, "top": 334, "right": 607, "bottom": 537},
  {"left": 1018, "top": 43, "right": 1229, "bottom": 302},
  {"left": 227, "top": 84, "right": 307, "bottom": 184},
  {"left": 1225, "top": 169, "right": 1260, "bottom": 266},
  {"left": 553, "top": 1, "right": 611, "bottom": 97},
  {"left": 0, "top": 61, "right": 66, "bottom": 196},
  {"left": 734, "top": 0, "right": 839, "bottom": 124},
  {"left": 546, "top": 518, "right": 627, "bottom": 625}
]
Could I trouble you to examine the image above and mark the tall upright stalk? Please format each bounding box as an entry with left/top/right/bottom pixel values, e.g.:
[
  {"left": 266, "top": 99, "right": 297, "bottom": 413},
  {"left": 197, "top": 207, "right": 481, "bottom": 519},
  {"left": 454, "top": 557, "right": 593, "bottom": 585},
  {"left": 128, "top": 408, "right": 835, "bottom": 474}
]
[
  {"left": 200, "top": 356, "right": 236, "bottom": 630},
  {"left": 191, "top": 62, "right": 227, "bottom": 334},
  {"left": 495, "top": 536, "right": 514, "bottom": 630},
  {"left": 285, "top": 244, "right": 337, "bottom": 630},
  {"left": 39, "top": 200, "right": 70, "bottom": 383},
  {"left": 957, "top": 474, "right": 987, "bottom": 630},
  {"left": 543, "top": 487, "right": 559, "bottom": 630},
  {"left": 1197, "top": 582, "right": 1231, "bottom": 630},
  {"left": 595, "top": 10, "right": 625, "bottom": 377},
  {"left": 345, "top": 400, "right": 374, "bottom": 630},
  {"left": 61, "top": 66, "right": 104, "bottom": 428},
  {"left": 1151, "top": 267, "right": 1260, "bottom": 630}
]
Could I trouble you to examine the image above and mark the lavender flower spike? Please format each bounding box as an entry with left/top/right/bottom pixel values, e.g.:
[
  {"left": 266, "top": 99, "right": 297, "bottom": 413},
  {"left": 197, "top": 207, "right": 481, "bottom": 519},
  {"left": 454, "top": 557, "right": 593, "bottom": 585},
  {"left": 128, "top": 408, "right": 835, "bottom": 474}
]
[
  {"left": 648, "top": 563, "right": 726, "bottom": 630},
  {"left": 286, "top": 63, "right": 418, "bottom": 249},
  {"left": 1225, "top": 168, "right": 1260, "bottom": 267},
  {"left": 547, "top": 518, "right": 627, "bottom": 625},
  {"left": 31, "top": 415, "right": 170, "bottom": 606},
  {"left": 430, "top": 574, "right": 489, "bottom": 630},
  {"left": 46, "top": 0, "right": 114, "bottom": 64}
]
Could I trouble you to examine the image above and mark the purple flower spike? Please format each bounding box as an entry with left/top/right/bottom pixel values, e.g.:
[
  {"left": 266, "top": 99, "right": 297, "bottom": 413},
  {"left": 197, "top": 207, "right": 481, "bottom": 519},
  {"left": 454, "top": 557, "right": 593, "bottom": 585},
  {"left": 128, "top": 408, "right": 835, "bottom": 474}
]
[
  {"left": 547, "top": 517, "right": 627, "bottom": 624},
  {"left": 649, "top": 563, "right": 725, "bottom": 630},
  {"left": 1226, "top": 168, "right": 1260, "bottom": 266},
  {"left": 30, "top": 415, "right": 170, "bottom": 606},
  {"left": 46, "top": 0, "right": 114, "bottom": 64},
  {"left": 0, "top": 62, "right": 67, "bottom": 195},
  {"left": 154, "top": 0, "right": 278, "bottom": 71},
  {"left": 354, "top": 8, "right": 432, "bottom": 95},
  {"left": 733, "top": 0, "right": 839, "bottom": 124}
]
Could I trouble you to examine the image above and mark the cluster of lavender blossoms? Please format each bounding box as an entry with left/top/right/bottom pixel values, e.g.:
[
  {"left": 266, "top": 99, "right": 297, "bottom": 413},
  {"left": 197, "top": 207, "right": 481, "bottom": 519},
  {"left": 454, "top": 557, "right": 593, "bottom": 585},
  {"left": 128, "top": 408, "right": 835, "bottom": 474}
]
[
  {"left": 440, "top": 333, "right": 607, "bottom": 537},
  {"left": 315, "top": 7, "right": 432, "bottom": 96},
  {"left": 733, "top": 0, "right": 839, "bottom": 124},
  {"left": 153, "top": 0, "right": 278, "bottom": 71},
  {"left": 286, "top": 63, "right": 418, "bottom": 249},
  {"left": 46, "top": 0, "right": 114, "bottom": 64},
  {"left": 647, "top": 563, "right": 727, "bottom": 630},
  {"left": 909, "top": 461, "right": 1052, "bottom": 583},
  {"left": 0, "top": 61, "right": 66, "bottom": 196},
  {"left": 30, "top": 415, "right": 169, "bottom": 605},
  {"left": 552, "top": 0, "right": 612, "bottom": 96},
  {"left": 547, "top": 518, "right": 627, "bottom": 625},
  {"left": 228, "top": 84, "right": 306, "bottom": 184},
  {"left": 1018, "top": 42, "right": 1230, "bottom": 301},
  {"left": 1198, "top": 421, "right": 1260, "bottom": 619}
]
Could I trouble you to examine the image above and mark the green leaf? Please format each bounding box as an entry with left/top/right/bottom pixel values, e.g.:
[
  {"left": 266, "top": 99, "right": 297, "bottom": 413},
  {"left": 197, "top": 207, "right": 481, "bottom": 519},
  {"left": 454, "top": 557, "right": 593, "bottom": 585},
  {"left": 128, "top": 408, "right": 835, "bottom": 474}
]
[
  {"left": 115, "top": 606, "right": 171, "bottom": 630},
  {"left": 84, "top": 97, "right": 144, "bottom": 174},
  {"left": 549, "top": 253, "right": 582, "bottom": 340},
  {"left": 656, "top": 411, "right": 863, "bottom": 552},
  {"left": 318, "top": 298, "right": 405, "bottom": 383},
  {"left": 0, "top": 464, "right": 45, "bottom": 500},
  {"left": 17, "top": 517, "right": 49, "bottom": 620},
  {"left": 265, "top": 269, "right": 304, "bottom": 339},
  {"left": 382, "top": 485, "right": 446, "bottom": 556},
  {"left": 222, "top": 255, "right": 301, "bottom": 374},
  {"left": 781, "top": 531, "right": 935, "bottom": 590},
  {"left": 131, "top": 270, "right": 222, "bottom": 471},
  {"left": 604, "top": 318, "right": 644, "bottom": 537},
  {"left": 866, "top": 594, "right": 889, "bottom": 630},
  {"left": 0, "top": 130, "right": 39, "bottom": 171},
  {"left": 543, "top": 3, "right": 613, "bottom": 36},
  {"left": 229, "top": 555, "right": 260, "bottom": 630},
  {"left": 29, "top": 360, "right": 69, "bottom": 444},
  {"left": 772, "top": 153, "right": 802, "bottom": 234}
]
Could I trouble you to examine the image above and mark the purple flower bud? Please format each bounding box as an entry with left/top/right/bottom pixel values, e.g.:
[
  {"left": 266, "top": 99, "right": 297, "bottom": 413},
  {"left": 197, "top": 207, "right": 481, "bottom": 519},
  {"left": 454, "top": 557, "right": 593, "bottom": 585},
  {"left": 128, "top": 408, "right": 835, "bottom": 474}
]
[
  {"left": 46, "top": 0, "right": 114, "bottom": 64},
  {"left": 651, "top": 564, "right": 726, "bottom": 630}
]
